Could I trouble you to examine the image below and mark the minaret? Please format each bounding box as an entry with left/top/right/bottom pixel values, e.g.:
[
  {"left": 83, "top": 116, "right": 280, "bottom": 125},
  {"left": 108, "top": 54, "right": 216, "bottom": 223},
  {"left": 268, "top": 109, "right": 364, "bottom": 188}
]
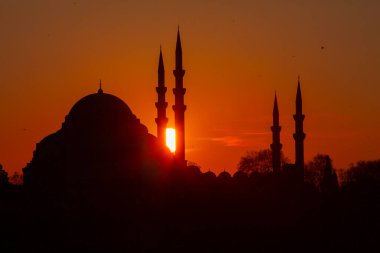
[
  {"left": 173, "top": 29, "right": 187, "bottom": 166},
  {"left": 270, "top": 93, "right": 282, "bottom": 175},
  {"left": 293, "top": 77, "right": 306, "bottom": 180},
  {"left": 98, "top": 79, "right": 103, "bottom": 94},
  {"left": 155, "top": 47, "right": 168, "bottom": 146}
]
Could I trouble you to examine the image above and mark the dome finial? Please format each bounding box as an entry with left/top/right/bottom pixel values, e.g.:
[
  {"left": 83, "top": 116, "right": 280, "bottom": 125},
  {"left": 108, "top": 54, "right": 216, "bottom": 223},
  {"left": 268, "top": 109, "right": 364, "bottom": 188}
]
[{"left": 98, "top": 79, "right": 103, "bottom": 94}]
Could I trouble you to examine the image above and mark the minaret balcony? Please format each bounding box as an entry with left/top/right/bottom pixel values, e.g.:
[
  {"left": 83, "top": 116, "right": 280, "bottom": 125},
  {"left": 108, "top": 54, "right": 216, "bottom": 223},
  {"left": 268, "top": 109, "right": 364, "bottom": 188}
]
[
  {"left": 173, "top": 69, "right": 185, "bottom": 77},
  {"left": 156, "top": 86, "right": 167, "bottom": 93},
  {"left": 293, "top": 114, "right": 305, "bottom": 121},
  {"left": 155, "top": 102, "right": 168, "bottom": 109},
  {"left": 172, "top": 104, "right": 187, "bottom": 112},
  {"left": 173, "top": 87, "right": 186, "bottom": 95}
]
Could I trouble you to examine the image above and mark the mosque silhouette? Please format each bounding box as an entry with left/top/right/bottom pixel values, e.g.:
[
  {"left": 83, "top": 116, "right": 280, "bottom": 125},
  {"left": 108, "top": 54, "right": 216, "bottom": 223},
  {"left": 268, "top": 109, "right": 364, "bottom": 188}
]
[
  {"left": 23, "top": 30, "right": 306, "bottom": 191},
  {"left": 15, "top": 30, "right": 341, "bottom": 253}
]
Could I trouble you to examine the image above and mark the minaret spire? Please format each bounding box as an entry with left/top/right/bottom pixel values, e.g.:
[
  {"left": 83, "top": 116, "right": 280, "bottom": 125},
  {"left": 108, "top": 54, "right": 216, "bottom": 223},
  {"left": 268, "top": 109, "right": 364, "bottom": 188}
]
[
  {"left": 98, "top": 79, "right": 103, "bottom": 94},
  {"left": 175, "top": 28, "right": 183, "bottom": 70},
  {"left": 155, "top": 47, "right": 168, "bottom": 146},
  {"left": 158, "top": 46, "right": 165, "bottom": 85},
  {"left": 273, "top": 91, "right": 279, "bottom": 120},
  {"left": 293, "top": 77, "right": 306, "bottom": 181},
  {"left": 271, "top": 92, "right": 282, "bottom": 175},
  {"left": 173, "top": 28, "right": 187, "bottom": 166},
  {"left": 296, "top": 76, "right": 302, "bottom": 115}
]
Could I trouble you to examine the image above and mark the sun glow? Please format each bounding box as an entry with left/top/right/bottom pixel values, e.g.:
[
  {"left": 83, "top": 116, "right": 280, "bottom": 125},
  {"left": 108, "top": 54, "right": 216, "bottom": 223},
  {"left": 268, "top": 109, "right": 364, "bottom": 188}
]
[{"left": 166, "top": 128, "right": 176, "bottom": 153}]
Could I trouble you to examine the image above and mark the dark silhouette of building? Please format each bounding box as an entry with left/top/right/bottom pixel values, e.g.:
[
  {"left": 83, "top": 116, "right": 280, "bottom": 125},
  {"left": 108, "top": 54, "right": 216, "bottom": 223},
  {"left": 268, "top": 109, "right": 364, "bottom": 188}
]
[
  {"left": 173, "top": 29, "right": 187, "bottom": 166},
  {"left": 155, "top": 47, "right": 168, "bottom": 146},
  {"left": 293, "top": 77, "right": 306, "bottom": 179},
  {"left": 23, "top": 85, "right": 172, "bottom": 199},
  {"left": 270, "top": 93, "right": 282, "bottom": 175}
]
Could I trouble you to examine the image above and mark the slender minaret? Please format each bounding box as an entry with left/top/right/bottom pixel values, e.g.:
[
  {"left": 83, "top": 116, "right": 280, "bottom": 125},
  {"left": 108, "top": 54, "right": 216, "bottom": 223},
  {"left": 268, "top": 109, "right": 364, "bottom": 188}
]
[
  {"left": 98, "top": 79, "right": 103, "bottom": 94},
  {"left": 293, "top": 77, "right": 306, "bottom": 179},
  {"left": 173, "top": 29, "right": 187, "bottom": 166},
  {"left": 270, "top": 92, "right": 282, "bottom": 175},
  {"left": 155, "top": 47, "right": 168, "bottom": 146}
]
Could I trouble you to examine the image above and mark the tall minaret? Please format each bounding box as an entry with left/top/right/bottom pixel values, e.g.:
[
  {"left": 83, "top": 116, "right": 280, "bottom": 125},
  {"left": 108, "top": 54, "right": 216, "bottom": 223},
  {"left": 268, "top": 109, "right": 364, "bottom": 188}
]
[
  {"left": 270, "top": 93, "right": 282, "bottom": 175},
  {"left": 155, "top": 47, "right": 168, "bottom": 146},
  {"left": 293, "top": 77, "right": 306, "bottom": 179},
  {"left": 173, "top": 29, "right": 187, "bottom": 166}
]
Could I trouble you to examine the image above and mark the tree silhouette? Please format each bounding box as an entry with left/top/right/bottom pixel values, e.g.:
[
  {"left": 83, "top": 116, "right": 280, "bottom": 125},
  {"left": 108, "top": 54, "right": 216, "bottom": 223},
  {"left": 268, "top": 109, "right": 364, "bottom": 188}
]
[
  {"left": 9, "top": 172, "right": 23, "bottom": 185},
  {"left": 342, "top": 159, "right": 380, "bottom": 186},
  {"left": 0, "top": 164, "right": 9, "bottom": 187},
  {"left": 305, "top": 154, "right": 332, "bottom": 190},
  {"left": 237, "top": 149, "right": 288, "bottom": 175},
  {"left": 320, "top": 155, "right": 339, "bottom": 194}
]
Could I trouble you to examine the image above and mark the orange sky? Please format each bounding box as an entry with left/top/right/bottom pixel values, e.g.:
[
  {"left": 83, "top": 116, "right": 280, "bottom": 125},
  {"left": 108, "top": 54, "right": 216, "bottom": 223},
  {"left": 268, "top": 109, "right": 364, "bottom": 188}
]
[{"left": 1, "top": 0, "right": 380, "bottom": 175}]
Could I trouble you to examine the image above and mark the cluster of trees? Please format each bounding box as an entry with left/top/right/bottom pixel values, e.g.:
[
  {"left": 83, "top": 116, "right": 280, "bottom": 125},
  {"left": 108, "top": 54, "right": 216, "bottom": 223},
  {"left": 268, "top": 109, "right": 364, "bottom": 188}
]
[
  {"left": 237, "top": 149, "right": 380, "bottom": 193},
  {"left": 0, "top": 164, "right": 8, "bottom": 187},
  {"left": 237, "top": 149, "right": 288, "bottom": 174},
  {"left": 0, "top": 164, "right": 23, "bottom": 188}
]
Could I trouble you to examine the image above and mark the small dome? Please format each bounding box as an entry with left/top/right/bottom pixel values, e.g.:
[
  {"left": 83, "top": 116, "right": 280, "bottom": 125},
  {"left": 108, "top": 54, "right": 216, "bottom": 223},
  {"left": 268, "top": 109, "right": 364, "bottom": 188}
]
[
  {"left": 218, "top": 171, "right": 232, "bottom": 180},
  {"left": 203, "top": 170, "right": 216, "bottom": 181},
  {"left": 187, "top": 165, "right": 202, "bottom": 175}
]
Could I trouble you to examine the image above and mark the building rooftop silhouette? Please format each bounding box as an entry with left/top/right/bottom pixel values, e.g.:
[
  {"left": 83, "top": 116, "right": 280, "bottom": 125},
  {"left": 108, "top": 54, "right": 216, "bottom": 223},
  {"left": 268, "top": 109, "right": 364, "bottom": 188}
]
[{"left": 23, "top": 88, "right": 172, "bottom": 196}]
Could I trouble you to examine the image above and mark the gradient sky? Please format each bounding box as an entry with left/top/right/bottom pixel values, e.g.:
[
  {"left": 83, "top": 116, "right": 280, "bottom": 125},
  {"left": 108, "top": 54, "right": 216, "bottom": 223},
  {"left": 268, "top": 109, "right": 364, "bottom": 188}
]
[{"left": 1, "top": 0, "right": 380, "bottom": 175}]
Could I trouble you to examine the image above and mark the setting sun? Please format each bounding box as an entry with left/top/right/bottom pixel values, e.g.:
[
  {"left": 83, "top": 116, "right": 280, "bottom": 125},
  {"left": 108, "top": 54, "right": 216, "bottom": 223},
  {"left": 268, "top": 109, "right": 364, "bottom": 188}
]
[{"left": 166, "top": 128, "right": 176, "bottom": 153}]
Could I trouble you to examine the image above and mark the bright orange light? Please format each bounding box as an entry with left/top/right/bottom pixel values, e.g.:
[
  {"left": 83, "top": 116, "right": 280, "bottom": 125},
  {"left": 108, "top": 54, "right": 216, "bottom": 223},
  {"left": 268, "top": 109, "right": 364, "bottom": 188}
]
[{"left": 166, "top": 128, "right": 176, "bottom": 153}]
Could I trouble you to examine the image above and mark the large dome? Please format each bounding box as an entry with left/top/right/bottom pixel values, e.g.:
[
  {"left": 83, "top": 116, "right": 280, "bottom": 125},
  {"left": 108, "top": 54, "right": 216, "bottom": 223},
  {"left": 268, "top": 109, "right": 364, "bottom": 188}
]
[
  {"left": 65, "top": 91, "right": 133, "bottom": 123},
  {"left": 69, "top": 92, "right": 133, "bottom": 118},
  {"left": 62, "top": 90, "right": 147, "bottom": 135}
]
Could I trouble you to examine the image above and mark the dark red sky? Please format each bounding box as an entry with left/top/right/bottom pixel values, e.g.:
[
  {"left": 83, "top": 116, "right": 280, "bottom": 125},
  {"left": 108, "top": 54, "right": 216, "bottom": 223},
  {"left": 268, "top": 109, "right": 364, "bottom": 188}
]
[{"left": 1, "top": 0, "right": 380, "bottom": 174}]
